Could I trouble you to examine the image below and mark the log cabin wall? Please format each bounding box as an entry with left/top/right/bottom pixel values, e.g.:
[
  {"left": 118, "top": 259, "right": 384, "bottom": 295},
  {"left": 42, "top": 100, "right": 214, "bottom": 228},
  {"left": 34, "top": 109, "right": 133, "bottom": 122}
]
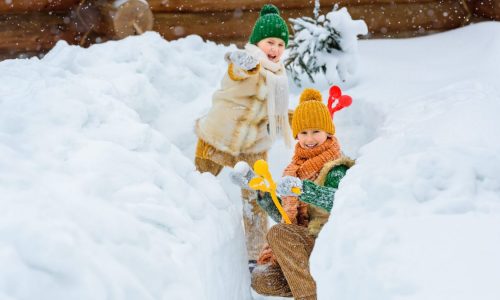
[
  {"left": 0, "top": 0, "right": 82, "bottom": 59},
  {"left": 150, "top": 0, "right": 485, "bottom": 46},
  {"left": 468, "top": 0, "right": 500, "bottom": 19},
  {"left": 0, "top": 0, "right": 498, "bottom": 60},
  {"left": 0, "top": 0, "right": 154, "bottom": 60}
]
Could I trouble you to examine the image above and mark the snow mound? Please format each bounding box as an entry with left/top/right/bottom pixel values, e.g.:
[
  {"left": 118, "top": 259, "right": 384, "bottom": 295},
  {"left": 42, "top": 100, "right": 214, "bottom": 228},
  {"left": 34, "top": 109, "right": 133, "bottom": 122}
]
[
  {"left": 0, "top": 33, "right": 250, "bottom": 300},
  {"left": 313, "top": 22, "right": 500, "bottom": 300}
]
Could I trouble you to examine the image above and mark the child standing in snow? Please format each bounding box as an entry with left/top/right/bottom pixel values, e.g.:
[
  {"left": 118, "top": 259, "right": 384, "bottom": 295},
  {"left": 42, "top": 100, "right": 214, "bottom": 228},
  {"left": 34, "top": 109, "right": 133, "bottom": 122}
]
[
  {"left": 194, "top": 4, "right": 292, "bottom": 263},
  {"left": 231, "top": 88, "right": 354, "bottom": 299}
]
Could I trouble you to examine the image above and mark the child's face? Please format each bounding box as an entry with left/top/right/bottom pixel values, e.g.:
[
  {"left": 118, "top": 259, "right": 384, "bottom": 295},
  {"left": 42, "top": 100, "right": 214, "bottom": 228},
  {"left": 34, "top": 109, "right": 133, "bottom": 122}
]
[
  {"left": 297, "top": 129, "right": 329, "bottom": 149},
  {"left": 257, "top": 37, "right": 286, "bottom": 63}
]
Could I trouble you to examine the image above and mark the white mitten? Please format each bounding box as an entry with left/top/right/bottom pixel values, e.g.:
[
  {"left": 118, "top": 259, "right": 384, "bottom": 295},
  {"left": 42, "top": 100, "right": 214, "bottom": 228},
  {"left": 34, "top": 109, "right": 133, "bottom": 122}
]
[
  {"left": 277, "top": 176, "right": 303, "bottom": 196},
  {"left": 229, "top": 51, "right": 259, "bottom": 71},
  {"left": 230, "top": 161, "right": 256, "bottom": 190}
]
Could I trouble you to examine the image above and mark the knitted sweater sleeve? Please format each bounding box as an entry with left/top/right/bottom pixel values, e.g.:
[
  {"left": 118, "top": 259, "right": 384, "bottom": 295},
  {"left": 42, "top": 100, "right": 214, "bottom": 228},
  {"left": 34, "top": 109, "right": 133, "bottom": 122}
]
[
  {"left": 256, "top": 193, "right": 301, "bottom": 224},
  {"left": 256, "top": 192, "right": 282, "bottom": 223},
  {"left": 298, "top": 165, "right": 348, "bottom": 212},
  {"left": 281, "top": 195, "right": 300, "bottom": 224}
]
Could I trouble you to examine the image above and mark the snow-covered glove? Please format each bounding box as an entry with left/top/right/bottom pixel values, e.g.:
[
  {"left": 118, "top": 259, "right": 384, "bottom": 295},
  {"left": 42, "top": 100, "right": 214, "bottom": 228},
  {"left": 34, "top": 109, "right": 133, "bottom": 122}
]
[
  {"left": 229, "top": 161, "right": 256, "bottom": 190},
  {"left": 229, "top": 51, "right": 259, "bottom": 71},
  {"left": 276, "top": 176, "right": 303, "bottom": 197}
]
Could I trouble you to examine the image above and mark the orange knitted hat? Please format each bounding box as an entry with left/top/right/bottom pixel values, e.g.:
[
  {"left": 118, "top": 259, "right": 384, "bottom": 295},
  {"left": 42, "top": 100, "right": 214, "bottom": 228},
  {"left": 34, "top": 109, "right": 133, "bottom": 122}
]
[{"left": 292, "top": 88, "right": 335, "bottom": 138}]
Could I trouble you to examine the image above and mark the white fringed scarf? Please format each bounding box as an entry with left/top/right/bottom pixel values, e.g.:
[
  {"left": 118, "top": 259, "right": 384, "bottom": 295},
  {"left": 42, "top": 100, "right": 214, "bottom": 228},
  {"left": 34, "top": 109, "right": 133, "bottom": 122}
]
[{"left": 245, "top": 44, "right": 292, "bottom": 148}]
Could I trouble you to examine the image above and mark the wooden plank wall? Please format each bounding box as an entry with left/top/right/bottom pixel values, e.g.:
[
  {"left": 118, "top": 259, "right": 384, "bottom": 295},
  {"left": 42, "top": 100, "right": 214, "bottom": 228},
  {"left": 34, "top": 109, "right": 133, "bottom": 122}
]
[
  {"left": 0, "top": 0, "right": 156, "bottom": 60},
  {"left": 0, "top": 0, "right": 82, "bottom": 59},
  {"left": 469, "top": 0, "right": 500, "bottom": 19},
  {"left": 149, "top": 0, "right": 477, "bottom": 45},
  {"left": 0, "top": 13, "right": 79, "bottom": 59},
  {"left": 0, "top": 0, "right": 80, "bottom": 12},
  {"left": 0, "top": 0, "right": 498, "bottom": 60}
]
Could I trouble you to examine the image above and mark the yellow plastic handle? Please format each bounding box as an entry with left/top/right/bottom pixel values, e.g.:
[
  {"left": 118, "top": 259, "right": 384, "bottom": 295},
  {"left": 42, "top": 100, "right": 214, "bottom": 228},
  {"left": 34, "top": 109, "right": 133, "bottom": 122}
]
[
  {"left": 253, "top": 160, "right": 272, "bottom": 181},
  {"left": 249, "top": 177, "right": 268, "bottom": 192},
  {"left": 252, "top": 160, "right": 291, "bottom": 224}
]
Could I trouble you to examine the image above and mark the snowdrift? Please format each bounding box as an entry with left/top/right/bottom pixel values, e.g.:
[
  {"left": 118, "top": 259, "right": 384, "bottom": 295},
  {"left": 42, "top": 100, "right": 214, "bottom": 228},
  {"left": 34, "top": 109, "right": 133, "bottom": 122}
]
[{"left": 1, "top": 21, "right": 499, "bottom": 300}]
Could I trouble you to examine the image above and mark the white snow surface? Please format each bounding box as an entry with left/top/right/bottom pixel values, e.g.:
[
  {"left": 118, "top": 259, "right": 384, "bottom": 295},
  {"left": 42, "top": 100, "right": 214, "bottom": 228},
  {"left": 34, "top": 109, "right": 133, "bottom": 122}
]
[
  {"left": 1, "top": 21, "right": 499, "bottom": 300},
  {"left": 0, "top": 35, "right": 249, "bottom": 300},
  {"left": 312, "top": 22, "right": 500, "bottom": 300}
]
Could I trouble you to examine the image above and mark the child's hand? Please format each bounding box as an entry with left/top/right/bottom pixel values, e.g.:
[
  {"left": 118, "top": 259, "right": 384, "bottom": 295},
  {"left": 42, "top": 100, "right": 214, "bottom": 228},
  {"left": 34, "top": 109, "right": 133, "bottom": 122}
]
[
  {"left": 277, "top": 176, "right": 303, "bottom": 196},
  {"left": 229, "top": 51, "right": 259, "bottom": 71},
  {"left": 257, "top": 244, "right": 277, "bottom": 265},
  {"left": 229, "top": 161, "right": 256, "bottom": 190}
]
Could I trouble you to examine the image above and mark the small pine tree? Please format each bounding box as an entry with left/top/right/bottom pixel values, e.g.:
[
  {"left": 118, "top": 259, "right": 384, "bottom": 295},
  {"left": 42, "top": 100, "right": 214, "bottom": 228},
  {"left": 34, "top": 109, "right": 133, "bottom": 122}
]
[{"left": 285, "top": 2, "right": 367, "bottom": 86}]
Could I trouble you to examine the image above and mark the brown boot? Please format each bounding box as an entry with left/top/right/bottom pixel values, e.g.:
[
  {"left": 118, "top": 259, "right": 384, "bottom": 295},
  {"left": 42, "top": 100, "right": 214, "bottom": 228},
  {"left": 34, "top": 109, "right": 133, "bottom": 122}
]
[{"left": 251, "top": 263, "right": 292, "bottom": 297}]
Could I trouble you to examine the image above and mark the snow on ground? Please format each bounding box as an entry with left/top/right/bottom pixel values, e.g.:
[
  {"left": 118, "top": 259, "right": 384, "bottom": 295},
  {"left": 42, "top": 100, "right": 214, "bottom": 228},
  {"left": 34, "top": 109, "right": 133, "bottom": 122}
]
[{"left": 0, "top": 20, "right": 499, "bottom": 300}]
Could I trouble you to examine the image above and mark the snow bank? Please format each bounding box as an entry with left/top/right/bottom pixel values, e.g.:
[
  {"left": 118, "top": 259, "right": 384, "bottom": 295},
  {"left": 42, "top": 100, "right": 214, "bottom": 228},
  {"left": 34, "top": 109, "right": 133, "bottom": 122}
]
[
  {"left": 0, "top": 33, "right": 251, "bottom": 300},
  {"left": 312, "top": 22, "right": 500, "bottom": 300},
  {"left": 1, "top": 19, "right": 499, "bottom": 300}
]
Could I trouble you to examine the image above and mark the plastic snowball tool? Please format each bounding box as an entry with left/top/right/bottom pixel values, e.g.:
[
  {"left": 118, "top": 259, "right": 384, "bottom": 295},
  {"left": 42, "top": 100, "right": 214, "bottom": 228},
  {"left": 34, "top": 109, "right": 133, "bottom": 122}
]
[
  {"left": 249, "top": 159, "right": 293, "bottom": 224},
  {"left": 327, "top": 85, "right": 352, "bottom": 119}
]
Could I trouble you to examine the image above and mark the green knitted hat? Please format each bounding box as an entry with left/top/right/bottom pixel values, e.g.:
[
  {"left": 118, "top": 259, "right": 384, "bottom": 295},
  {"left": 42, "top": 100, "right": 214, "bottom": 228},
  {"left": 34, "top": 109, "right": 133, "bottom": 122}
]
[{"left": 249, "top": 4, "right": 289, "bottom": 46}]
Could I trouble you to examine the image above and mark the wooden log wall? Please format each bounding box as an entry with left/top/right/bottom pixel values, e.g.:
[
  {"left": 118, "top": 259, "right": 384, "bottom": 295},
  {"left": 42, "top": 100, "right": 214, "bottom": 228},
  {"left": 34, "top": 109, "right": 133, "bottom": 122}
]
[
  {"left": 0, "top": 13, "right": 78, "bottom": 59},
  {"left": 468, "top": 0, "right": 500, "bottom": 19},
  {"left": 0, "top": 0, "right": 498, "bottom": 60},
  {"left": 149, "top": 0, "right": 475, "bottom": 45},
  {"left": 0, "top": 0, "right": 80, "bottom": 59},
  {"left": 0, "top": 0, "right": 80, "bottom": 12},
  {"left": 0, "top": 0, "right": 153, "bottom": 60}
]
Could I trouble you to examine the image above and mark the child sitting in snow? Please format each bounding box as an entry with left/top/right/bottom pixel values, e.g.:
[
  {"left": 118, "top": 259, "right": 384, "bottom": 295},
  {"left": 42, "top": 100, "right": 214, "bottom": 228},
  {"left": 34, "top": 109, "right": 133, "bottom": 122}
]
[
  {"left": 194, "top": 4, "right": 292, "bottom": 263},
  {"left": 231, "top": 88, "right": 354, "bottom": 300}
]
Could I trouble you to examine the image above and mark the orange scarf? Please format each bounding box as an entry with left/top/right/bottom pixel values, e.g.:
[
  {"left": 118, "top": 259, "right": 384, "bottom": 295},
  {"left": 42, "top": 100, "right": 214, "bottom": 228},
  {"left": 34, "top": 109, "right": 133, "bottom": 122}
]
[
  {"left": 281, "top": 137, "right": 341, "bottom": 226},
  {"left": 284, "top": 137, "right": 341, "bottom": 179},
  {"left": 257, "top": 138, "right": 341, "bottom": 265}
]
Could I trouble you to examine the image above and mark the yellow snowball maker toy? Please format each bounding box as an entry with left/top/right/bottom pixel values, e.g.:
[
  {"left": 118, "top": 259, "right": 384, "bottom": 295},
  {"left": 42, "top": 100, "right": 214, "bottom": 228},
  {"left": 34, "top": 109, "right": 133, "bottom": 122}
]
[{"left": 248, "top": 159, "right": 300, "bottom": 225}]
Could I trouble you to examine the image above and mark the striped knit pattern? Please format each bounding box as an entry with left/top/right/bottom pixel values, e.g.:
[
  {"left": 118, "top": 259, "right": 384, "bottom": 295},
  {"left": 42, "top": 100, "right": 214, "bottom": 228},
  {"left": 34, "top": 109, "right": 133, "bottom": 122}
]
[
  {"left": 252, "top": 223, "right": 317, "bottom": 299},
  {"left": 249, "top": 4, "right": 289, "bottom": 46},
  {"left": 292, "top": 88, "right": 335, "bottom": 138}
]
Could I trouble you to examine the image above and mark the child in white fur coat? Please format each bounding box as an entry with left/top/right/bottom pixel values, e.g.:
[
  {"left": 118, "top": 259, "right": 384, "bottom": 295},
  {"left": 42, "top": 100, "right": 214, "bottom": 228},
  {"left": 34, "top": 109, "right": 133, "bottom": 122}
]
[{"left": 194, "top": 4, "right": 292, "bottom": 263}]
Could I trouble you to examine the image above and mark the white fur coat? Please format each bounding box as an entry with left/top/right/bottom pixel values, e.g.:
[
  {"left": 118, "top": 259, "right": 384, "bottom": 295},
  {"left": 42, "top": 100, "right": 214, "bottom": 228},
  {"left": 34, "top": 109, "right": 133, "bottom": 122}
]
[{"left": 195, "top": 44, "right": 290, "bottom": 156}]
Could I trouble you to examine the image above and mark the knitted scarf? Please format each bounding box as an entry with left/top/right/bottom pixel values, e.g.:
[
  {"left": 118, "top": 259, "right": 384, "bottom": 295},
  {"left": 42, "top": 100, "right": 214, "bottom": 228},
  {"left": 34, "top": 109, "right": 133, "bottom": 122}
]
[
  {"left": 281, "top": 137, "right": 341, "bottom": 226},
  {"left": 283, "top": 137, "right": 341, "bottom": 180},
  {"left": 245, "top": 44, "right": 292, "bottom": 148}
]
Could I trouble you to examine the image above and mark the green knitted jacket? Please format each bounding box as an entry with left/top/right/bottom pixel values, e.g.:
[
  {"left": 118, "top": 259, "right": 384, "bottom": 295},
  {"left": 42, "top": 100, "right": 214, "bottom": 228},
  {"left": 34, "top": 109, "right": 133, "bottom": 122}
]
[{"left": 256, "top": 156, "right": 354, "bottom": 236}]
